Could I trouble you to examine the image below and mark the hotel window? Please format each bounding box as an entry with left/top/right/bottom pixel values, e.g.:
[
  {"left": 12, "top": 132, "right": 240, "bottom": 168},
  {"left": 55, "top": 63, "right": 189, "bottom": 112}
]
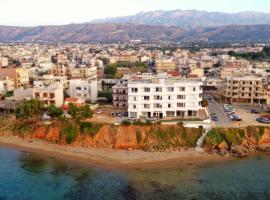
[
  {"left": 144, "top": 96, "right": 150, "bottom": 101},
  {"left": 154, "top": 95, "right": 162, "bottom": 100},
  {"left": 131, "top": 88, "right": 138, "bottom": 93},
  {"left": 144, "top": 88, "right": 150, "bottom": 92},
  {"left": 177, "top": 95, "right": 185, "bottom": 100},
  {"left": 177, "top": 103, "right": 185, "bottom": 108},
  {"left": 144, "top": 104, "right": 150, "bottom": 109},
  {"left": 133, "top": 105, "right": 136, "bottom": 109},
  {"left": 168, "top": 104, "right": 171, "bottom": 108},
  {"left": 167, "top": 87, "right": 174, "bottom": 92},
  {"left": 179, "top": 87, "right": 185, "bottom": 92},
  {"left": 155, "top": 87, "right": 162, "bottom": 92}
]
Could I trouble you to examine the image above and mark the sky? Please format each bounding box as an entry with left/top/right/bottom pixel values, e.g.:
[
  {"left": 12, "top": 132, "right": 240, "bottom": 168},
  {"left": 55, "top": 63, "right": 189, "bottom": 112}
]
[{"left": 0, "top": 0, "right": 269, "bottom": 26}]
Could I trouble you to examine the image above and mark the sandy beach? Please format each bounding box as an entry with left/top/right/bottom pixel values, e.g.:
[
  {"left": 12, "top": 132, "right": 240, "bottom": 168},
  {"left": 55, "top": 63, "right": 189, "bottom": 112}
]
[{"left": 0, "top": 136, "right": 231, "bottom": 169}]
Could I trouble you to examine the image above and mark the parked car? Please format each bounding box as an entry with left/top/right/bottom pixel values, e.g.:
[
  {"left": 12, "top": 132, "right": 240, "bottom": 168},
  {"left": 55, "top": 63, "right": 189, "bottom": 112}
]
[
  {"left": 256, "top": 117, "right": 270, "bottom": 124},
  {"left": 123, "top": 112, "right": 128, "bottom": 117},
  {"left": 251, "top": 109, "right": 259, "bottom": 114},
  {"left": 261, "top": 115, "right": 270, "bottom": 120},
  {"left": 116, "top": 112, "right": 122, "bottom": 117},
  {"left": 211, "top": 116, "right": 218, "bottom": 121}
]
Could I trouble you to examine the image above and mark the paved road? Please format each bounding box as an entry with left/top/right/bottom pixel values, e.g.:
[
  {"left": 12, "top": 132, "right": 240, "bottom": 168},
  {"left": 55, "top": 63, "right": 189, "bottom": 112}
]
[{"left": 208, "top": 100, "right": 231, "bottom": 127}]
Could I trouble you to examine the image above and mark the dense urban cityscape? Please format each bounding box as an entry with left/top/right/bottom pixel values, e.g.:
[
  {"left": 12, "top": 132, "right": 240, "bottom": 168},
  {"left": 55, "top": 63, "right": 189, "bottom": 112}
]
[{"left": 0, "top": 42, "right": 269, "bottom": 126}]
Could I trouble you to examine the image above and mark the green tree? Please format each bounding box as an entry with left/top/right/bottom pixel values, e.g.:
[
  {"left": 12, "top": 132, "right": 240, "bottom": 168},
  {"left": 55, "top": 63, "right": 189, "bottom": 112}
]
[
  {"left": 15, "top": 99, "right": 44, "bottom": 120},
  {"left": 67, "top": 103, "right": 93, "bottom": 122},
  {"left": 47, "top": 105, "right": 64, "bottom": 118},
  {"left": 98, "top": 89, "right": 112, "bottom": 103},
  {"left": 104, "top": 64, "right": 117, "bottom": 78}
]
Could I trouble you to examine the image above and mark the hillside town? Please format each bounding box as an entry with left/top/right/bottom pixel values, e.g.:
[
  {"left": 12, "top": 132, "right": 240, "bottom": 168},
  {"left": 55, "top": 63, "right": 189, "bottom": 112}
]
[{"left": 0, "top": 42, "right": 269, "bottom": 128}]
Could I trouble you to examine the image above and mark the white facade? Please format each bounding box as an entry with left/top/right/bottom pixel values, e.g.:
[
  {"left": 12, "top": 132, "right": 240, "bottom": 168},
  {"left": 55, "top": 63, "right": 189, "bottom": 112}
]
[
  {"left": 69, "top": 79, "right": 97, "bottom": 103},
  {"left": 128, "top": 77, "right": 203, "bottom": 119}
]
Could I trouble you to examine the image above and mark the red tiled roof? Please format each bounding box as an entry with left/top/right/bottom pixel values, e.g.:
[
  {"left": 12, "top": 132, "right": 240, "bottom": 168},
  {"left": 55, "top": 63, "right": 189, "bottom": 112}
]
[{"left": 65, "top": 98, "right": 78, "bottom": 102}]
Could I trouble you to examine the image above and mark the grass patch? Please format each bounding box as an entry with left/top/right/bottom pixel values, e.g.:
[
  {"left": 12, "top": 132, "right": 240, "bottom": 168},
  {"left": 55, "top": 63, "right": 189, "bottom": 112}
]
[
  {"left": 61, "top": 123, "right": 78, "bottom": 144},
  {"left": 79, "top": 122, "right": 102, "bottom": 137},
  {"left": 246, "top": 126, "right": 264, "bottom": 141}
]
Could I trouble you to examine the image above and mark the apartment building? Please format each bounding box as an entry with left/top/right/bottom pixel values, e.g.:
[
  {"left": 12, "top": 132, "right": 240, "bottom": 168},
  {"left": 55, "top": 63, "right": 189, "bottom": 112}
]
[
  {"left": 128, "top": 77, "right": 203, "bottom": 119},
  {"left": 112, "top": 80, "right": 128, "bottom": 108},
  {"left": 0, "top": 57, "right": 9, "bottom": 67},
  {"left": 69, "top": 79, "right": 97, "bottom": 103},
  {"left": 224, "top": 76, "right": 270, "bottom": 105},
  {"left": 155, "top": 59, "right": 176, "bottom": 72},
  {"left": 0, "top": 67, "right": 29, "bottom": 88},
  {"left": 48, "top": 64, "right": 67, "bottom": 77},
  {"left": 219, "top": 66, "right": 249, "bottom": 79},
  {"left": 33, "top": 84, "right": 64, "bottom": 107},
  {"left": 67, "top": 66, "right": 97, "bottom": 79},
  {"left": 0, "top": 76, "right": 14, "bottom": 94}
]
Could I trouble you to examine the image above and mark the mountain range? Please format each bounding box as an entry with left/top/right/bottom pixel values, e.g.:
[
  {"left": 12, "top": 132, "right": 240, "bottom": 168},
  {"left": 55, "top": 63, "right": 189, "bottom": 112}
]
[
  {"left": 92, "top": 10, "right": 270, "bottom": 28},
  {"left": 1, "top": 10, "right": 270, "bottom": 43}
]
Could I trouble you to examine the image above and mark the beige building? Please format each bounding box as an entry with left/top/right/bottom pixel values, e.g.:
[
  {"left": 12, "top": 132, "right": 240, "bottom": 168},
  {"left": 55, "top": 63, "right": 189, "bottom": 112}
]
[
  {"left": 0, "top": 76, "right": 14, "bottom": 94},
  {"left": 0, "top": 67, "right": 29, "bottom": 88},
  {"left": 67, "top": 67, "right": 97, "bottom": 79},
  {"left": 155, "top": 59, "right": 176, "bottom": 72},
  {"left": 224, "top": 76, "right": 269, "bottom": 105},
  {"left": 219, "top": 67, "right": 249, "bottom": 79},
  {"left": 33, "top": 84, "right": 64, "bottom": 107}
]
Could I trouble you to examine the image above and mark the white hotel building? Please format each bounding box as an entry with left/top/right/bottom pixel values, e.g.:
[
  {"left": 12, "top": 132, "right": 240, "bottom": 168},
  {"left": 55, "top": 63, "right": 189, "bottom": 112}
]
[{"left": 128, "top": 77, "right": 203, "bottom": 119}]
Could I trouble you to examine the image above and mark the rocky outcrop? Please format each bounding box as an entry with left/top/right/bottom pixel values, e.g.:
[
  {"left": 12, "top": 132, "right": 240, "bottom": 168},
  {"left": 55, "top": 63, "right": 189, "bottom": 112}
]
[
  {"left": 230, "top": 144, "right": 249, "bottom": 157},
  {"left": 257, "top": 144, "right": 270, "bottom": 153}
]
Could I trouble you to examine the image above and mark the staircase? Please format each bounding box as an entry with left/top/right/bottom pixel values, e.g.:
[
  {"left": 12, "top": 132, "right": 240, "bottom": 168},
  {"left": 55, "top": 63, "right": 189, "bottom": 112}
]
[{"left": 195, "top": 128, "right": 210, "bottom": 152}]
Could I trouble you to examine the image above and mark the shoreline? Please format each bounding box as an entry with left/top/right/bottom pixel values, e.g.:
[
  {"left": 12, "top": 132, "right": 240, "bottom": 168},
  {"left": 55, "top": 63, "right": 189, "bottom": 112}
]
[{"left": 0, "top": 136, "right": 233, "bottom": 169}]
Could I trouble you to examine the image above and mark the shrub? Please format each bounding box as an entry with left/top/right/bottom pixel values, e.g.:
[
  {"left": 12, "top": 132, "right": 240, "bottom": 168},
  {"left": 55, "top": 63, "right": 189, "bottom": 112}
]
[
  {"left": 122, "top": 120, "right": 131, "bottom": 126},
  {"left": 183, "top": 128, "right": 201, "bottom": 147},
  {"left": 206, "top": 128, "right": 224, "bottom": 146},
  {"left": 258, "top": 127, "right": 265, "bottom": 137},
  {"left": 13, "top": 123, "right": 31, "bottom": 136},
  {"left": 133, "top": 120, "right": 144, "bottom": 126},
  {"left": 79, "top": 122, "right": 102, "bottom": 136},
  {"left": 145, "top": 120, "right": 153, "bottom": 126},
  {"left": 15, "top": 99, "right": 44, "bottom": 120},
  {"left": 246, "top": 126, "right": 264, "bottom": 141},
  {"left": 61, "top": 123, "right": 78, "bottom": 144},
  {"left": 224, "top": 130, "right": 241, "bottom": 145},
  {"left": 67, "top": 103, "right": 93, "bottom": 122},
  {"left": 47, "top": 105, "right": 63, "bottom": 118}
]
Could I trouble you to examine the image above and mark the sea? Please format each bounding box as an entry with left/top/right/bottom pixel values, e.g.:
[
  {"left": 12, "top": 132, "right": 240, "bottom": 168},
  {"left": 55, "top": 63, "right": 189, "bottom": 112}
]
[{"left": 0, "top": 146, "right": 270, "bottom": 200}]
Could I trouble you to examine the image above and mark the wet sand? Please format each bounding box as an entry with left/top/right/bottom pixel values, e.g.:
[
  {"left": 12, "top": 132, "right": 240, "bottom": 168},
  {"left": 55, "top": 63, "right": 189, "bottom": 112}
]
[{"left": 0, "top": 136, "right": 232, "bottom": 169}]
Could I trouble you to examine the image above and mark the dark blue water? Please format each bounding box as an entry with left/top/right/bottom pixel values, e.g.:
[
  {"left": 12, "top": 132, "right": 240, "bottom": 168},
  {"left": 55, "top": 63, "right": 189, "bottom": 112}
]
[{"left": 1, "top": 147, "right": 270, "bottom": 200}]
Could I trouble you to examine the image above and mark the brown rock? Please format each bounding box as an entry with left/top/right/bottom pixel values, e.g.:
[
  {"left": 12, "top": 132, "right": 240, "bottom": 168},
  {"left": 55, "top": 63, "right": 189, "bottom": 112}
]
[{"left": 218, "top": 141, "right": 229, "bottom": 150}]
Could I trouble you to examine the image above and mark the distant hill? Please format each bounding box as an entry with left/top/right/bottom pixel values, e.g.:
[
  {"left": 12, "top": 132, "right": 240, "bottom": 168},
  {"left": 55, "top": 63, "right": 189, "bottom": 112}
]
[
  {"left": 0, "top": 23, "right": 270, "bottom": 43},
  {"left": 92, "top": 10, "right": 270, "bottom": 28}
]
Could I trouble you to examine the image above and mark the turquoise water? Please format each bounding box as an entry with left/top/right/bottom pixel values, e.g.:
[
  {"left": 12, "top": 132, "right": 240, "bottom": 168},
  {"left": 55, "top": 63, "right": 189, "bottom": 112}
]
[{"left": 1, "top": 147, "right": 270, "bottom": 200}]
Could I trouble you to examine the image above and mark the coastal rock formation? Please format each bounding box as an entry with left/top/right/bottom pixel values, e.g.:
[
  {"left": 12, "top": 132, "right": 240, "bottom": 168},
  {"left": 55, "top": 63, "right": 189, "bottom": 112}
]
[
  {"left": 93, "top": 125, "right": 116, "bottom": 148},
  {"left": 230, "top": 144, "right": 249, "bottom": 157},
  {"left": 7, "top": 121, "right": 270, "bottom": 156}
]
